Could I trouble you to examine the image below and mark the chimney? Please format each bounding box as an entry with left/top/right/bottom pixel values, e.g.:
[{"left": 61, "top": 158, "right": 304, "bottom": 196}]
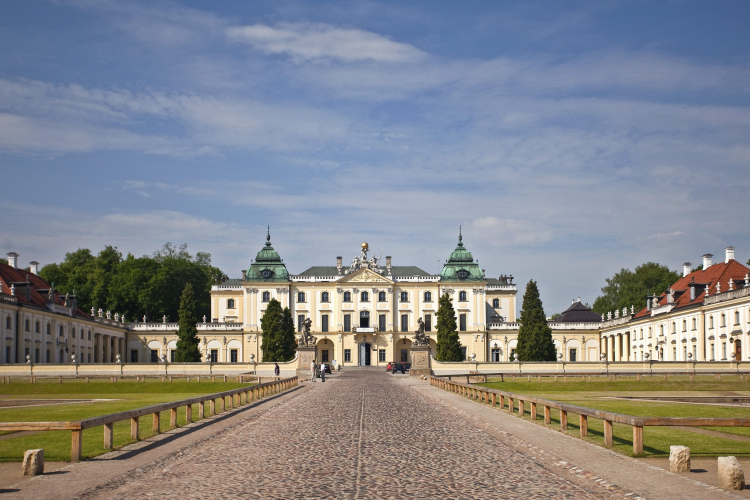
[
  {"left": 702, "top": 254, "right": 713, "bottom": 269},
  {"left": 6, "top": 252, "right": 18, "bottom": 269},
  {"left": 725, "top": 246, "right": 735, "bottom": 263},
  {"left": 336, "top": 256, "right": 343, "bottom": 275},
  {"left": 646, "top": 296, "right": 652, "bottom": 312},
  {"left": 571, "top": 299, "right": 575, "bottom": 304},
  {"left": 386, "top": 256, "right": 392, "bottom": 274},
  {"left": 241, "top": 269, "right": 247, "bottom": 280},
  {"left": 689, "top": 278, "right": 696, "bottom": 301},
  {"left": 683, "top": 262, "right": 692, "bottom": 277},
  {"left": 577, "top": 297, "right": 581, "bottom": 303},
  {"left": 29, "top": 261, "right": 39, "bottom": 275}
]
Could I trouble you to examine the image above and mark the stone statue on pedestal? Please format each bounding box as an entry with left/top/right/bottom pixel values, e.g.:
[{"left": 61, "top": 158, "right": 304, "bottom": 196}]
[
  {"left": 298, "top": 318, "right": 317, "bottom": 347},
  {"left": 413, "top": 317, "right": 429, "bottom": 346}
]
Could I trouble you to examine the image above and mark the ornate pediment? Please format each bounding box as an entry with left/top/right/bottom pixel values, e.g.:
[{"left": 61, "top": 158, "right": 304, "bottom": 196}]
[{"left": 336, "top": 268, "right": 393, "bottom": 284}]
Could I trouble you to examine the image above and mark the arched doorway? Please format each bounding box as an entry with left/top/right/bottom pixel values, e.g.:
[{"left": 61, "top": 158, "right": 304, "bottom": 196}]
[
  {"left": 396, "top": 338, "right": 412, "bottom": 363},
  {"left": 317, "top": 338, "right": 332, "bottom": 364}
]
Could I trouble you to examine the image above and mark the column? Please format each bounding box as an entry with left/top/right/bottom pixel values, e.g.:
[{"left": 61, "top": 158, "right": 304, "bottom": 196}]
[
  {"left": 97, "top": 334, "right": 103, "bottom": 363},
  {"left": 624, "top": 332, "right": 630, "bottom": 361},
  {"left": 610, "top": 336, "right": 615, "bottom": 362}
]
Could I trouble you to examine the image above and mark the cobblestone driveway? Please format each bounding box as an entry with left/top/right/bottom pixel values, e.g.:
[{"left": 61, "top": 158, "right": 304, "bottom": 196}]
[{"left": 80, "top": 371, "right": 623, "bottom": 499}]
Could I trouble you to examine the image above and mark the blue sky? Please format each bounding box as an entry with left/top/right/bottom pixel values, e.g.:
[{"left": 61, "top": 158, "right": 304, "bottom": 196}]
[{"left": 1, "top": 0, "right": 749, "bottom": 316}]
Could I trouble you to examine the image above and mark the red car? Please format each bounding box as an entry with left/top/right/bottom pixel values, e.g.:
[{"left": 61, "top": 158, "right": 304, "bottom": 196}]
[{"left": 386, "top": 362, "right": 393, "bottom": 371}]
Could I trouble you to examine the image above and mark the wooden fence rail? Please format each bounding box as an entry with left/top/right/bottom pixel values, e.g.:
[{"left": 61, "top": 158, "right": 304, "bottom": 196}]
[
  {"left": 0, "top": 376, "right": 298, "bottom": 462},
  {"left": 430, "top": 376, "right": 750, "bottom": 455}
]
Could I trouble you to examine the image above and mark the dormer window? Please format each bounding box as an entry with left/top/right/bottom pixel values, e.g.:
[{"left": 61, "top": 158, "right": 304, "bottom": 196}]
[
  {"left": 457, "top": 269, "right": 469, "bottom": 280},
  {"left": 262, "top": 291, "right": 270, "bottom": 302},
  {"left": 227, "top": 299, "right": 235, "bottom": 309},
  {"left": 260, "top": 269, "right": 273, "bottom": 279},
  {"left": 459, "top": 291, "right": 467, "bottom": 301},
  {"left": 321, "top": 292, "right": 329, "bottom": 302}
]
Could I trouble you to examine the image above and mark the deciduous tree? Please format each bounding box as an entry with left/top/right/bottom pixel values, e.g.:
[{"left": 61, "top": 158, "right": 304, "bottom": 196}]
[{"left": 592, "top": 263, "right": 679, "bottom": 314}]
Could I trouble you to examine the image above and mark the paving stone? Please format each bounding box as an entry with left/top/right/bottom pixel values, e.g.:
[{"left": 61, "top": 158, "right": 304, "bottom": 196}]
[{"left": 80, "top": 371, "right": 622, "bottom": 499}]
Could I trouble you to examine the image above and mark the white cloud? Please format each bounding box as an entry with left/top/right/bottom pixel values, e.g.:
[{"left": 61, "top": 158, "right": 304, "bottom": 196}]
[{"left": 226, "top": 22, "right": 427, "bottom": 63}]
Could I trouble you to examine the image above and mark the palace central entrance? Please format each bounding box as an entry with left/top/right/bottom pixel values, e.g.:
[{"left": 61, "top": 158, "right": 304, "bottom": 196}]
[{"left": 359, "top": 342, "right": 371, "bottom": 365}]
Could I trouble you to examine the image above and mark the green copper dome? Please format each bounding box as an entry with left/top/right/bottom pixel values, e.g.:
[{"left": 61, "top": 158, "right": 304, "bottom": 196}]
[
  {"left": 439, "top": 228, "right": 485, "bottom": 282},
  {"left": 245, "top": 228, "right": 289, "bottom": 282}
]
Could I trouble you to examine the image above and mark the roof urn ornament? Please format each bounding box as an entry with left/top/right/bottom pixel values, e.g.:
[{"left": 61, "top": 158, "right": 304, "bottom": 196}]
[
  {"left": 729, "top": 279, "right": 734, "bottom": 291},
  {"left": 106, "top": 311, "right": 111, "bottom": 320},
  {"left": 98, "top": 308, "right": 103, "bottom": 318},
  {"left": 607, "top": 311, "right": 612, "bottom": 320},
  {"left": 203, "top": 315, "right": 207, "bottom": 323},
  {"left": 716, "top": 282, "right": 721, "bottom": 294},
  {"left": 143, "top": 315, "right": 147, "bottom": 323},
  {"left": 91, "top": 306, "right": 95, "bottom": 316},
  {"left": 162, "top": 315, "right": 167, "bottom": 323}
]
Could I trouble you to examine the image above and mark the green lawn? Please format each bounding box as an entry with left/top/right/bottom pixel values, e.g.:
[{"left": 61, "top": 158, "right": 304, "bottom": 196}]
[
  {"left": 473, "top": 375, "right": 750, "bottom": 457},
  {"left": 0, "top": 378, "right": 254, "bottom": 461}
]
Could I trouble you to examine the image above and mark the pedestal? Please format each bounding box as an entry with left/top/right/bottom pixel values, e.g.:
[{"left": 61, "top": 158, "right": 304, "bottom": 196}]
[
  {"left": 296, "top": 346, "right": 317, "bottom": 380},
  {"left": 409, "top": 345, "right": 431, "bottom": 377}
]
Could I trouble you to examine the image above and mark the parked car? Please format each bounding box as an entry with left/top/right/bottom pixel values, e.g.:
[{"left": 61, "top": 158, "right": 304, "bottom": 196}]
[
  {"left": 386, "top": 362, "right": 393, "bottom": 372},
  {"left": 321, "top": 363, "right": 331, "bottom": 374},
  {"left": 390, "top": 362, "right": 406, "bottom": 374},
  {"left": 403, "top": 362, "right": 411, "bottom": 372}
]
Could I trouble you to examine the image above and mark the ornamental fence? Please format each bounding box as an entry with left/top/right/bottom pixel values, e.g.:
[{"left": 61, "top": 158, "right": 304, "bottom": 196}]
[
  {"left": 0, "top": 376, "right": 298, "bottom": 462},
  {"left": 430, "top": 376, "right": 750, "bottom": 455}
]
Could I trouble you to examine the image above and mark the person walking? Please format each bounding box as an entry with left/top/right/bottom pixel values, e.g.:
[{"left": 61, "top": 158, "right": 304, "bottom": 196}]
[
  {"left": 310, "top": 359, "right": 316, "bottom": 382},
  {"left": 274, "top": 362, "right": 280, "bottom": 379},
  {"left": 321, "top": 363, "right": 326, "bottom": 382}
]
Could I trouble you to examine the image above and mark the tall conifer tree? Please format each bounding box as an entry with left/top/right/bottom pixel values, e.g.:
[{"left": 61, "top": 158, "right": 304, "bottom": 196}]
[
  {"left": 436, "top": 293, "right": 463, "bottom": 361},
  {"left": 175, "top": 283, "right": 201, "bottom": 362},
  {"left": 516, "top": 280, "right": 556, "bottom": 361},
  {"left": 278, "top": 307, "right": 297, "bottom": 362},
  {"left": 260, "top": 298, "right": 283, "bottom": 362}
]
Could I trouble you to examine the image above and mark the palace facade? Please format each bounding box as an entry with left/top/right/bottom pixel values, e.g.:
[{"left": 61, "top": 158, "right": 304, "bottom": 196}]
[{"left": 2, "top": 237, "right": 748, "bottom": 367}]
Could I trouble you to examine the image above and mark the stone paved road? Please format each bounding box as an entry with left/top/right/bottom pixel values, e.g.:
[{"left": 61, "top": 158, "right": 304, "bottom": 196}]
[{"left": 77, "top": 371, "right": 623, "bottom": 500}]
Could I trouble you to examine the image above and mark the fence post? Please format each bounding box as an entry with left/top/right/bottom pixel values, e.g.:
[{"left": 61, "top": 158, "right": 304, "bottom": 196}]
[
  {"left": 131, "top": 417, "right": 139, "bottom": 440},
  {"left": 579, "top": 415, "right": 588, "bottom": 437},
  {"left": 199, "top": 401, "right": 205, "bottom": 418},
  {"left": 544, "top": 406, "right": 551, "bottom": 424},
  {"left": 219, "top": 397, "right": 224, "bottom": 412},
  {"left": 170, "top": 407, "right": 177, "bottom": 427},
  {"left": 71, "top": 430, "right": 83, "bottom": 462},
  {"left": 560, "top": 410, "right": 568, "bottom": 431},
  {"left": 491, "top": 393, "right": 496, "bottom": 407},
  {"left": 508, "top": 397, "right": 514, "bottom": 413},
  {"left": 104, "top": 422, "right": 114, "bottom": 449},
  {"left": 186, "top": 404, "right": 192, "bottom": 423},
  {"left": 209, "top": 399, "right": 215, "bottom": 416},
  {"left": 153, "top": 412, "right": 160, "bottom": 434},
  {"left": 633, "top": 425, "right": 643, "bottom": 455},
  {"left": 530, "top": 402, "right": 537, "bottom": 420},
  {"left": 518, "top": 399, "right": 524, "bottom": 416},
  {"left": 499, "top": 395, "right": 504, "bottom": 409},
  {"left": 604, "top": 420, "right": 613, "bottom": 447}
]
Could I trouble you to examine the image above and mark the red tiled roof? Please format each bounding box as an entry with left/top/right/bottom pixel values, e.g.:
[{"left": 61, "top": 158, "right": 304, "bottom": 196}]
[
  {"left": 632, "top": 259, "right": 750, "bottom": 319},
  {"left": 0, "top": 263, "right": 89, "bottom": 318}
]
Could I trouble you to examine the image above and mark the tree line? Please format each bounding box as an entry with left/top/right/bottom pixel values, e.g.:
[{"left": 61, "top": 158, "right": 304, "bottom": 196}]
[{"left": 38, "top": 243, "right": 222, "bottom": 323}]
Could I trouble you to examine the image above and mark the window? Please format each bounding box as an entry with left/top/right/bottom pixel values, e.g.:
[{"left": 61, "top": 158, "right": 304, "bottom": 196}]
[
  {"left": 298, "top": 315, "right": 305, "bottom": 332},
  {"left": 35, "top": 321, "right": 40, "bottom": 333},
  {"left": 361, "top": 291, "right": 369, "bottom": 302},
  {"left": 491, "top": 348, "right": 500, "bottom": 362},
  {"left": 693, "top": 345, "right": 697, "bottom": 360},
  {"left": 5, "top": 346, "right": 10, "bottom": 364},
  {"left": 71, "top": 328, "right": 75, "bottom": 339},
  {"left": 170, "top": 350, "right": 175, "bottom": 362},
  {"left": 639, "top": 328, "right": 643, "bottom": 339},
  {"left": 378, "top": 291, "right": 386, "bottom": 302},
  {"left": 321, "top": 291, "right": 329, "bottom": 302},
  {"left": 344, "top": 291, "right": 352, "bottom": 302},
  {"left": 262, "top": 291, "right": 270, "bottom": 302},
  {"left": 360, "top": 310, "right": 370, "bottom": 328},
  {"left": 379, "top": 349, "right": 386, "bottom": 362},
  {"left": 459, "top": 314, "right": 467, "bottom": 331},
  {"left": 711, "top": 344, "right": 715, "bottom": 360},
  {"left": 344, "top": 349, "right": 351, "bottom": 362},
  {"left": 424, "top": 291, "right": 432, "bottom": 302},
  {"left": 378, "top": 314, "right": 386, "bottom": 332},
  {"left": 736, "top": 311, "right": 741, "bottom": 325},
  {"left": 692, "top": 318, "right": 697, "bottom": 330},
  {"left": 401, "top": 314, "right": 408, "bottom": 332},
  {"left": 151, "top": 350, "right": 159, "bottom": 363},
  {"left": 710, "top": 316, "right": 714, "bottom": 329},
  {"left": 459, "top": 291, "right": 467, "bottom": 301},
  {"left": 227, "top": 298, "right": 235, "bottom": 309},
  {"left": 59, "top": 325, "right": 64, "bottom": 336},
  {"left": 344, "top": 314, "right": 351, "bottom": 332},
  {"left": 425, "top": 314, "right": 432, "bottom": 332},
  {"left": 683, "top": 346, "right": 687, "bottom": 360},
  {"left": 401, "top": 349, "right": 408, "bottom": 362},
  {"left": 461, "top": 346, "right": 468, "bottom": 360},
  {"left": 46, "top": 350, "right": 50, "bottom": 363},
  {"left": 660, "top": 325, "right": 664, "bottom": 335},
  {"left": 59, "top": 350, "right": 64, "bottom": 364},
  {"left": 131, "top": 350, "right": 139, "bottom": 363},
  {"left": 673, "top": 347, "right": 677, "bottom": 361},
  {"left": 35, "top": 348, "right": 39, "bottom": 363},
  {"left": 210, "top": 350, "right": 218, "bottom": 363},
  {"left": 400, "top": 292, "right": 408, "bottom": 302},
  {"left": 80, "top": 329, "right": 84, "bottom": 339},
  {"left": 492, "top": 298, "right": 500, "bottom": 308},
  {"left": 24, "top": 319, "right": 29, "bottom": 332},
  {"left": 570, "top": 348, "right": 577, "bottom": 362},
  {"left": 721, "top": 314, "right": 726, "bottom": 327},
  {"left": 321, "top": 349, "right": 329, "bottom": 362},
  {"left": 322, "top": 315, "right": 329, "bottom": 333},
  {"left": 87, "top": 353, "right": 91, "bottom": 363},
  {"left": 5, "top": 316, "right": 10, "bottom": 329},
  {"left": 297, "top": 292, "right": 305, "bottom": 303},
  {"left": 230, "top": 349, "right": 238, "bottom": 363},
  {"left": 88, "top": 330, "right": 91, "bottom": 340},
  {"left": 648, "top": 327, "right": 652, "bottom": 337},
  {"left": 671, "top": 322, "right": 676, "bottom": 333},
  {"left": 46, "top": 323, "right": 50, "bottom": 335},
  {"left": 722, "top": 342, "right": 727, "bottom": 359}
]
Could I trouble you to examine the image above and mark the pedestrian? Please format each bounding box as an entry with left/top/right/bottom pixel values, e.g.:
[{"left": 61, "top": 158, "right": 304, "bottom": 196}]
[
  {"left": 310, "top": 359, "right": 316, "bottom": 382},
  {"left": 274, "top": 362, "right": 280, "bottom": 379},
  {"left": 321, "top": 363, "right": 326, "bottom": 382}
]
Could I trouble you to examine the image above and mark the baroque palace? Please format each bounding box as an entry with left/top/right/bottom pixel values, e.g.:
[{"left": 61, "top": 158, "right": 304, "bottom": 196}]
[{"left": 1, "top": 234, "right": 748, "bottom": 368}]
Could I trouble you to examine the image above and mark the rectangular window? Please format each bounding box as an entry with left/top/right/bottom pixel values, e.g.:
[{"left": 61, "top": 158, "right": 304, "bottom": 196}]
[
  {"left": 210, "top": 349, "right": 218, "bottom": 363},
  {"left": 378, "top": 349, "right": 386, "bottom": 362},
  {"left": 693, "top": 346, "right": 697, "bottom": 360},
  {"left": 400, "top": 349, "right": 408, "bottom": 362},
  {"left": 171, "top": 350, "right": 175, "bottom": 362},
  {"left": 35, "top": 348, "right": 39, "bottom": 363},
  {"left": 378, "top": 314, "right": 386, "bottom": 332},
  {"left": 425, "top": 314, "right": 432, "bottom": 332},
  {"left": 722, "top": 343, "right": 727, "bottom": 360},
  {"left": 5, "top": 346, "right": 10, "bottom": 364},
  {"left": 231, "top": 349, "right": 238, "bottom": 363},
  {"left": 344, "top": 349, "right": 351, "bottom": 362},
  {"left": 459, "top": 314, "right": 467, "bottom": 331},
  {"left": 298, "top": 315, "right": 305, "bottom": 332},
  {"left": 46, "top": 350, "right": 50, "bottom": 363},
  {"left": 344, "top": 315, "right": 351, "bottom": 332},
  {"left": 322, "top": 315, "right": 329, "bottom": 333},
  {"left": 322, "top": 350, "right": 329, "bottom": 362},
  {"left": 461, "top": 346, "right": 468, "bottom": 361},
  {"left": 569, "top": 348, "right": 577, "bottom": 362},
  {"left": 131, "top": 349, "right": 138, "bottom": 363},
  {"left": 401, "top": 314, "right": 408, "bottom": 332},
  {"left": 151, "top": 350, "right": 159, "bottom": 363},
  {"left": 491, "top": 348, "right": 500, "bottom": 362},
  {"left": 683, "top": 346, "right": 687, "bottom": 361},
  {"left": 711, "top": 344, "right": 715, "bottom": 360},
  {"left": 25, "top": 347, "right": 29, "bottom": 361},
  {"left": 673, "top": 347, "right": 677, "bottom": 361}
]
